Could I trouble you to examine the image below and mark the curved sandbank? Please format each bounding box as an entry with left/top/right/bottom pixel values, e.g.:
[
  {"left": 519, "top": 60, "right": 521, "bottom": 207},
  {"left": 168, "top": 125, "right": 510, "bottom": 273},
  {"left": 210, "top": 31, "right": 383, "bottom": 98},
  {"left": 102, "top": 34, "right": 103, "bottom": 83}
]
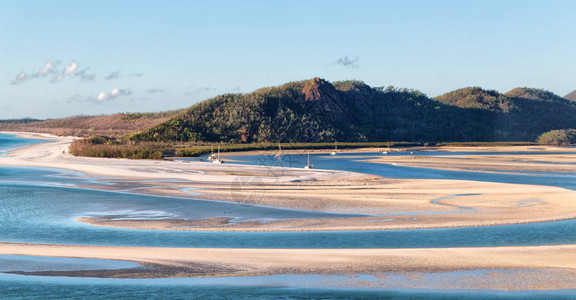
[
  {"left": 0, "top": 132, "right": 357, "bottom": 183},
  {"left": 366, "top": 145, "right": 576, "bottom": 174},
  {"left": 3, "top": 131, "right": 576, "bottom": 232},
  {"left": 76, "top": 178, "right": 576, "bottom": 231},
  {"left": 1, "top": 242, "right": 576, "bottom": 290}
]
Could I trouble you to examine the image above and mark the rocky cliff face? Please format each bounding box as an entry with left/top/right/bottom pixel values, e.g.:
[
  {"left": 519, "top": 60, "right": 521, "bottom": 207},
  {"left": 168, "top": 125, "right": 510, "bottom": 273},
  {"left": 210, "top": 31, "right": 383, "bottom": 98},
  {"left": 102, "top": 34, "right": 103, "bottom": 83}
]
[{"left": 301, "top": 77, "right": 353, "bottom": 125}]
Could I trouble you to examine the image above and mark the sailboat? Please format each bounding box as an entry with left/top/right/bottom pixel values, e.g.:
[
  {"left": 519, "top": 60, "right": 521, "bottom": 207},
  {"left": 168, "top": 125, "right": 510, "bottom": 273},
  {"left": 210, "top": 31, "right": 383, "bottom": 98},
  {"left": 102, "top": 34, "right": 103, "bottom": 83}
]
[
  {"left": 304, "top": 152, "right": 313, "bottom": 169},
  {"left": 382, "top": 144, "right": 390, "bottom": 155},
  {"left": 330, "top": 140, "right": 338, "bottom": 156},
  {"left": 212, "top": 143, "right": 224, "bottom": 163},
  {"left": 274, "top": 142, "right": 282, "bottom": 159},
  {"left": 208, "top": 144, "right": 217, "bottom": 160}
]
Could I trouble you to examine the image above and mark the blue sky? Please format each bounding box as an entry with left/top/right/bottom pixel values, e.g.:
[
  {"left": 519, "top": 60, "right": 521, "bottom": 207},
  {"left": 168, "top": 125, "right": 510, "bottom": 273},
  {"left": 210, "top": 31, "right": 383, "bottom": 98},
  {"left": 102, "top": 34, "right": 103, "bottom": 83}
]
[{"left": 1, "top": 0, "right": 575, "bottom": 119}]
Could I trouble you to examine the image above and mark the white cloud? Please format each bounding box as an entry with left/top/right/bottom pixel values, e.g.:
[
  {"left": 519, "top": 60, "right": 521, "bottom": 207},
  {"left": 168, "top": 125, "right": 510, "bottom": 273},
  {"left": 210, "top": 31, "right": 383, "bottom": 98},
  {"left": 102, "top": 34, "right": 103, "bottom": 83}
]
[
  {"left": 53, "top": 61, "right": 78, "bottom": 82},
  {"left": 9, "top": 60, "right": 101, "bottom": 85},
  {"left": 93, "top": 88, "right": 133, "bottom": 103},
  {"left": 10, "top": 61, "right": 144, "bottom": 85},
  {"left": 11, "top": 60, "right": 60, "bottom": 85},
  {"left": 11, "top": 72, "right": 29, "bottom": 85},
  {"left": 37, "top": 60, "right": 58, "bottom": 76}
]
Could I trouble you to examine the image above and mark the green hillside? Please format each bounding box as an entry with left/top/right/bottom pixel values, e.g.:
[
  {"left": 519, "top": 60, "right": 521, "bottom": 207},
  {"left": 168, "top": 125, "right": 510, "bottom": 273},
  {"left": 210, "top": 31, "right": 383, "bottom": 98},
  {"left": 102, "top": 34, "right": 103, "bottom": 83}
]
[
  {"left": 434, "top": 87, "right": 517, "bottom": 113},
  {"left": 132, "top": 78, "right": 490, "bottom": 143},
  {"left": 537, "top": 129, "right": 576, "bottom": 145},
  {"left": 5, "top": 78, "right": 576, "bottom": 146},
  {"left": 131, "top": 79, "right": 576, "bottom": 144}
]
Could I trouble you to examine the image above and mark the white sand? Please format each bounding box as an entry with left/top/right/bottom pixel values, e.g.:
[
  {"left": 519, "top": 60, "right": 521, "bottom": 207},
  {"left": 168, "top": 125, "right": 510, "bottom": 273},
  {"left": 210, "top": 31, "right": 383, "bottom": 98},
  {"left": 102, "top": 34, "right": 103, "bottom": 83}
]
[
  {"left": 1, "top": 242, "right": 576, "bottom": 290},
  {"left": 0, "top": 132, "right": 358, "bottom": 183},
  {"left": 4, "top": 131, "right": 576, "bottom": 231},
  {"left": 2, "top": 132, "right": 576, "bottom": 289}
]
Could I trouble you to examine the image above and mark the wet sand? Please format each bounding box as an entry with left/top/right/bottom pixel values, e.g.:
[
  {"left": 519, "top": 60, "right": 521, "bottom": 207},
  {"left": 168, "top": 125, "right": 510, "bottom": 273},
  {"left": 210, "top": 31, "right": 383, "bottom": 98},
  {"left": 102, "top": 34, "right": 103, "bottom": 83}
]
[
  {"left": 3, "top": 132, "right": 576, "bottom": 232},
  {"left": 77, "top": 178, "right": 576, "bottom": 231},
  {"left": 2, "top": 132, "right": 576, "bottom": 289},
  {"left": 0, "top": 132, "right": 357, "bottom": 184},
  {"left": 1, "top": 242, "right": 576, "bottom": 290},
  {"left": 368, "top": 145, "right": 576, "bottom": 173}
]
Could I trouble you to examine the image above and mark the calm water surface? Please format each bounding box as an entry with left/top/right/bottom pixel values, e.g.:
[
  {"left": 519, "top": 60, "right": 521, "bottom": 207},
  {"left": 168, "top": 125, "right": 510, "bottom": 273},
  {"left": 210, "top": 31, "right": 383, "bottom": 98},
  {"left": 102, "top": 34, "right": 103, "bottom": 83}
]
[{"left": 2, "top": 134, "right": 576, "bottom": 297}]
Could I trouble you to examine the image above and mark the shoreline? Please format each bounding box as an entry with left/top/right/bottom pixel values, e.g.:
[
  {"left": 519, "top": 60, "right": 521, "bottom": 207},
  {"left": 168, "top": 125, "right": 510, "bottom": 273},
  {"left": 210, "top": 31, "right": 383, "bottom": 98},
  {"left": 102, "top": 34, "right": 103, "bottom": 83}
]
[
  {"left": 2, "top": 131, "right": 576, "bottom": 232},
  {"left": 175, "top": 144, "right": 573, "bottom": 158},
  {"left": 1, "top": 242, "right": 576, "bottom": 290},
  {"left": 2, "top": 131, "right": 576, "bottom": 289}
]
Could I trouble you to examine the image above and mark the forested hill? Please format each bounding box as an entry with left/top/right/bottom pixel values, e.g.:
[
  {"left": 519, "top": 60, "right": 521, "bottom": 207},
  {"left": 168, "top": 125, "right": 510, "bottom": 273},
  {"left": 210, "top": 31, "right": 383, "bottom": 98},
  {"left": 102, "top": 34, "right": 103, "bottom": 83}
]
[{"left": 132, "top": 78, "right": 576, "bottom": 143}]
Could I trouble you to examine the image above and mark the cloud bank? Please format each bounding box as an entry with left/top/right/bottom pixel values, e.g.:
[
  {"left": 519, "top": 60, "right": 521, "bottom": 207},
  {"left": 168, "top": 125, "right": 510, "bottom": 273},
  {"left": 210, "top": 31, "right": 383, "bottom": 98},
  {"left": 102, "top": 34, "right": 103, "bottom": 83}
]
[
  {"left": 53, "top": 61, "right": 78, "bottom": 83},
  {"left": 10, "top": 60, "right": 98, "bottom": 84},
  {"left": 11, "top": 60, "right": 60, "bottom": 85}
]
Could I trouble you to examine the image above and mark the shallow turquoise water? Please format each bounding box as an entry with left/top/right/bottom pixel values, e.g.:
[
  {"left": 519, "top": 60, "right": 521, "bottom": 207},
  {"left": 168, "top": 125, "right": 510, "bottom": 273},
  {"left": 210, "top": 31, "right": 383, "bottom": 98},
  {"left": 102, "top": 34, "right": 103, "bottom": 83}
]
[
  {"left": 0, "top": 255, "right": 139, "bottom": 272},
  {"left": 1, "top": 273, "right": 575, "bottom": 300},
  {"left": 0, "top": 134, "right": 46, "bottom": 156},
  {"left": 214, "top": 151, "right": 576, "bottom": 190},
  {"left": 1, "top": 134, "right": 576, "bottom": 249},
  {"left": 1, "top": 172, "right": 576, "bottom": 249},
  {"left": 2, "top": 133, "right": 576, "bottom": 298}
]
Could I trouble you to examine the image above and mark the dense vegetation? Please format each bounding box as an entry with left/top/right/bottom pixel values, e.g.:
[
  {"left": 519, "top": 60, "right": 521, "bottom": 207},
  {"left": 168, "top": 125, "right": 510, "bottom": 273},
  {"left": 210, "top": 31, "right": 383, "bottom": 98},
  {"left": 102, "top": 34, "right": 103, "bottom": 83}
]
[
  {"left": 132, "top": 78, "right": 576, "bottom": 144},
  {"left": 133, "top": 78, "right": 483, "bottom": 143},
  {"left": 0, "top": 118, "right": 41, "bottom": 124},
  {"left": 5, "top": 78, "right": 576, "bottom": 159},
  {"left": 434, "top": 87, "right": 517, "bottom": 112},
  {"left": 537, "top": 129, "right": 576, "bottom": 145},
  {"left": 68, "top": 136, "right": 175, "bottom": 159}
]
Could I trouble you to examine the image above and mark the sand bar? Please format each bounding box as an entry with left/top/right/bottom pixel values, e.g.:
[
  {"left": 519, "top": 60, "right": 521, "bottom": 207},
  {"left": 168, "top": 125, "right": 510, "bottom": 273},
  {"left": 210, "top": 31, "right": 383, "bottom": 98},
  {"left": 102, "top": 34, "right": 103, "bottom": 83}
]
[
  {"left": 0, "top": 132, "right": 357, "bottom": 183},
  {"left": 3, "top": 132, "right": 576, "bottom": 231},
  {"left": 1, "top": 242, "right": 576, "bottom": 290}
]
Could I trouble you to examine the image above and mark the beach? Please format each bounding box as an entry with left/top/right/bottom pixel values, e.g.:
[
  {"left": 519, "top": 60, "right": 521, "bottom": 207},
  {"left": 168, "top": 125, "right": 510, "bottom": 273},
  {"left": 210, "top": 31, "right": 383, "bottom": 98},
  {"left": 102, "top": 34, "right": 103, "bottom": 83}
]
[
  {"left": 2, "top": 132, "right": 576, "bottom": 231},
  {"left": 1, "top": 131, "right": 576, "bottom": 289},
  {"left": 1, "top": 242, "right": 576, "bottom": 290}
]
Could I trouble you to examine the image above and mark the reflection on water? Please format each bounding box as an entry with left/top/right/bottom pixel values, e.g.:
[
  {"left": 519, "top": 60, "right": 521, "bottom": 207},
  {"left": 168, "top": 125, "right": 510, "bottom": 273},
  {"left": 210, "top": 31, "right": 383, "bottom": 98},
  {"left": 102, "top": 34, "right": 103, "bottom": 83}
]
[
  {"left": 0, "top": 272, "right": 573, "bottom": 299},
  {"left": 2, "top": 176, "right": 576, "bottom": 249},
  {"left": 0, "top": 137, "right": 575, "bottom": 250},
  {"left": 3, "top": 134, "right": 576, "bottom": 296},
  {"left": 0, "top": 255, "right": 140, "bottom": 272},
  {"left": 212, "top": 151, "right": 576, "bottom": 191}
]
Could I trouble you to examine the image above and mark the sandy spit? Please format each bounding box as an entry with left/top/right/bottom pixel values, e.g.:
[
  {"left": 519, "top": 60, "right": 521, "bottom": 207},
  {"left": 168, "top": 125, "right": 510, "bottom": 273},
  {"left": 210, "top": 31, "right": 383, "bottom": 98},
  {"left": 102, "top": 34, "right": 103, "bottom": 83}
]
[
  {"left": 1, "top": 243, "right": 576, "bottom": 283},
  {"left": 3, "top": 132, "right": 576, "bottom": 232}
]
